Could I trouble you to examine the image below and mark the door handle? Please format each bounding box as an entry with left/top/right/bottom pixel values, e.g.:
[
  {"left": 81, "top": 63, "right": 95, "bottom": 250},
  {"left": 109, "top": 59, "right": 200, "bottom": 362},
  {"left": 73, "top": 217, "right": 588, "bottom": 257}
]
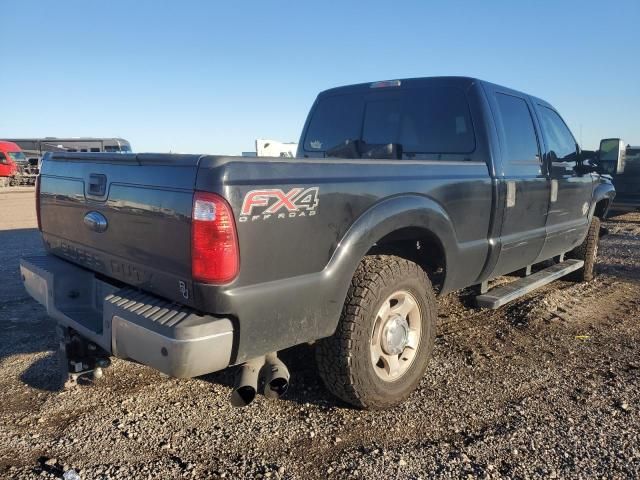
[
  {"left": 550, "top": 179, "right": 558, "bottom": 203},
  {"left": 87, "top": 173, "right": 107, "bottom": 197}
]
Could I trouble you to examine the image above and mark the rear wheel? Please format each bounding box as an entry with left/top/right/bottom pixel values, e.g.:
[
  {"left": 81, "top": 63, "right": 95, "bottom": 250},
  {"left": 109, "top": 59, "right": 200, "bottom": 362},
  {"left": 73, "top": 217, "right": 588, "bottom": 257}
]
[
  {"left": 567, "top": 217, "right": 600, "bottom": 282},
  {"left": 316, "top": 255, "right": 436, "bottom": 409}
]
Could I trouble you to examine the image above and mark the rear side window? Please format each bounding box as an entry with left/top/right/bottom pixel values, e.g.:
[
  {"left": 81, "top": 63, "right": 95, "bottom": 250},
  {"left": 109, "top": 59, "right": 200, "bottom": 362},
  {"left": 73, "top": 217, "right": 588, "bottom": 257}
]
[
  {"left": 495, "top": 93, "right": 540, "bottom": 164},
  {"left": 304, "top": 86, "right": 475, "bottom": 155},
  {"left": 537, "top": 106, "right": 577, "bottom": 161},
  {"left": 304, "top": 94, "right": 363, "bottom": 152}
]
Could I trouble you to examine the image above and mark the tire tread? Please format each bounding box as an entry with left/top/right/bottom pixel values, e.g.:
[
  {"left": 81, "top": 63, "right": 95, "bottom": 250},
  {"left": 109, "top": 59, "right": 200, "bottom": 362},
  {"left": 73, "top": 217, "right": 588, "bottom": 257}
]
[{"left": 316, "top": 255, "right": 436, "bottom": 408}]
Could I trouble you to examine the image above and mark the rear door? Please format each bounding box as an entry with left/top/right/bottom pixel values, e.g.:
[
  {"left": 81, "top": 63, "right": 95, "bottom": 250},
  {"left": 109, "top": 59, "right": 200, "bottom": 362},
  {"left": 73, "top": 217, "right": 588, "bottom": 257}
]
[
  {"left": 485, "top": 88, "right": 550, "bottom": 277},
  {"left": 533, "top": 103, "right": 593, "bottom": 260}
]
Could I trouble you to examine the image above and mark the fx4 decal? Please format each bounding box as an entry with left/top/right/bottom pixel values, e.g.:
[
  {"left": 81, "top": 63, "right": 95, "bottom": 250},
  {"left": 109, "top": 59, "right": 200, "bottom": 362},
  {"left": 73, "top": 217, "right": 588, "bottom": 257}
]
[{"left": 240, "top": 187, "right": 319, "bottom": 222}]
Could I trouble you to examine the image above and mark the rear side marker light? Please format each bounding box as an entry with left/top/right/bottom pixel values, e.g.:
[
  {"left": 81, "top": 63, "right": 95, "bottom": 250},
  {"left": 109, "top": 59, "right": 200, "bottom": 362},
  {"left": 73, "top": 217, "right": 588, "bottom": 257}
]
[{"left": 191, "top": 191, "right": 239, "bottom": 284}]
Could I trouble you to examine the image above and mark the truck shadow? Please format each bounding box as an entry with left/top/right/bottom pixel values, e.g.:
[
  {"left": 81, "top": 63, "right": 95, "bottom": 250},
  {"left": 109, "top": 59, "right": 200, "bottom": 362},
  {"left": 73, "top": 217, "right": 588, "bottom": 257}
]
[
  {"left": 597, "top": 263, "right": 640, "bottom": 282},
  {"left": 0, "top": 228, "right": 44, "bottom": 303},
  {"left": 0, "top": 298, "right": 61, "bottom": 391},
  {"left": 19, "top": 352, "right": 61, "bottom": 392},
  {"left": 0, "top": 227, "right": 59, "bottom": 389}
]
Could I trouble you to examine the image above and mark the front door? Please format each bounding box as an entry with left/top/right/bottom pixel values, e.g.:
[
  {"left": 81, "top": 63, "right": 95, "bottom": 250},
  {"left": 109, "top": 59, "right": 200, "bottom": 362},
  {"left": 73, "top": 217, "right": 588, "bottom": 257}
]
[
  {"left": 534, "top": 103, "right": 593, "bottom": 261},
  {"left": 487, "top": 90, "right": 550, "bottom": 277}
]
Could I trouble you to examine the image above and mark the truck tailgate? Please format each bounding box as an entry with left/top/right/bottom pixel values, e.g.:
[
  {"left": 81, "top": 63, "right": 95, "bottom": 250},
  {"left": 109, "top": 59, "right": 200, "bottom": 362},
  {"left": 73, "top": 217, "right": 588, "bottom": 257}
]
[{"left": 39, "top": 153, "right": 201, "bottom": 307}]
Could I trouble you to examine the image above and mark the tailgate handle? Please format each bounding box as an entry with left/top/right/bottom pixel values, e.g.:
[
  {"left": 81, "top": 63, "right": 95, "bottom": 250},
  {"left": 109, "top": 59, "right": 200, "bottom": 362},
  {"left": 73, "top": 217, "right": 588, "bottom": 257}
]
[{"left": 88, "top": 174, "right": 107, "bottom": 197}]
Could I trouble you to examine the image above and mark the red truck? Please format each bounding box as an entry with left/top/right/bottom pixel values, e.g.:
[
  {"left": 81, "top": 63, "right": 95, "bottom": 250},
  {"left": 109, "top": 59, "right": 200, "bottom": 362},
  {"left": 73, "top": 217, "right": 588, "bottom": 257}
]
[{"left": 0, "top": 141, "right": 22, "bottom": 187}]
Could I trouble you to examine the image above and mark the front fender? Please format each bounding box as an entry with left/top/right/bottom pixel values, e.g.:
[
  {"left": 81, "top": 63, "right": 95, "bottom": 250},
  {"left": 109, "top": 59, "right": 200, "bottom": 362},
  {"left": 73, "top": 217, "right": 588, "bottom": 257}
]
[{"left": 590, "top": 179, "right": 616, "bottom": 218}]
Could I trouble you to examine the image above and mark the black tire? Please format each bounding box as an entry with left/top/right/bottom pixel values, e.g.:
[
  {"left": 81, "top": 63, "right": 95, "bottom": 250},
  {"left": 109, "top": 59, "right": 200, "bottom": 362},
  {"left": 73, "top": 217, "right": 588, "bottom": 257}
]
[
  {"left": 567, "top": 217, "right": 600, "bottom": 282},
  {"left": 315, "top": 255, "right": 436, "bottom": 409}
]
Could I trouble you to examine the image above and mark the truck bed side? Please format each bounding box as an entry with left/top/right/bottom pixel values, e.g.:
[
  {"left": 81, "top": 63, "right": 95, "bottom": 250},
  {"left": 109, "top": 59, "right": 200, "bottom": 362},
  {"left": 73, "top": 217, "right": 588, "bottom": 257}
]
[{"left": 194, "top": 156, "right": 494, "bottom": 361}]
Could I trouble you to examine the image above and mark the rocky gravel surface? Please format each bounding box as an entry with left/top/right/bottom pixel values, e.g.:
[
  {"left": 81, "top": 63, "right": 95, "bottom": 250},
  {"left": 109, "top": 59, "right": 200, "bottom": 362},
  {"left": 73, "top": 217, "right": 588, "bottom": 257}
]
[{"left": 1, "top": 191, "right": 639, "bottom": 479}]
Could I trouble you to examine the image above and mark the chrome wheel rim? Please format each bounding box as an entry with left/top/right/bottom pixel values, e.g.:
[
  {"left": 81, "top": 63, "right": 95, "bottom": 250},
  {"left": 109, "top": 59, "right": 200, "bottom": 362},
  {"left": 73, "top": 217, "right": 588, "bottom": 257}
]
[{"left": 370, "top": 290, "right": 422, "bottom": 381}]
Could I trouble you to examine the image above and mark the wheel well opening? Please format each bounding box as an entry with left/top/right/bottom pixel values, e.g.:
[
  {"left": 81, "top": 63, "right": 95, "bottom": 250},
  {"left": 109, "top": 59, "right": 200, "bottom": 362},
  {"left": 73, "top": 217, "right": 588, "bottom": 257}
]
[
  {"left": 367, "top": 227, "right": 446, "bottom": 292},
  {"left": 594, "top": 199, "right": 610, "bottom": 219}
]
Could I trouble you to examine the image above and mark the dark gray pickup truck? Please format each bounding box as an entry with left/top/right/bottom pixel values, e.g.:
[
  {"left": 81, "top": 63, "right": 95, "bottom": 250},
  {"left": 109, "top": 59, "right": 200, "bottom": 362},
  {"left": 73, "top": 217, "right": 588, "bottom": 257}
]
[{"left": 21, "top": 77, "right": 623, "bottom": 408}]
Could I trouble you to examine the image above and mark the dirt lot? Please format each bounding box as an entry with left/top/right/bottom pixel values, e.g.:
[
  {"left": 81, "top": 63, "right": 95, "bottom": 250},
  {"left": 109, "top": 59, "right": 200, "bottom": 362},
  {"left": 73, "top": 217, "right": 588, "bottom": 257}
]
[{"left": 1, "top": 190, "right": 639, "bottom": 479}]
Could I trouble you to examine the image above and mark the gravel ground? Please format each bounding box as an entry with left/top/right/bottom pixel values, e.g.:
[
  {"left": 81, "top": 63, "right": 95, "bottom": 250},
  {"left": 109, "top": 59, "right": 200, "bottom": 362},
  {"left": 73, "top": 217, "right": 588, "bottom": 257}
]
[{"left": 1, "top": 190, "right": 639, "bottom": 479}]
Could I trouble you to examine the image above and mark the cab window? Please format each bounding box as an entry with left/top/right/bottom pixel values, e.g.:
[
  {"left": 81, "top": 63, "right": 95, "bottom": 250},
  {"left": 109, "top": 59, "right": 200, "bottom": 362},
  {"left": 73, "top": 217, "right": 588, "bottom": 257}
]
[
  {"left": 537, "top": 106, "right": 577, "bottom": 161},
  {"left": 7, "top": 152, "right": 26, "bottom": 162},
  {"left": 303, "top": 86, "right": 476, "bottom": 156},
  {"left": 495, "top": 93, "right": 540, "bottom": 165}
]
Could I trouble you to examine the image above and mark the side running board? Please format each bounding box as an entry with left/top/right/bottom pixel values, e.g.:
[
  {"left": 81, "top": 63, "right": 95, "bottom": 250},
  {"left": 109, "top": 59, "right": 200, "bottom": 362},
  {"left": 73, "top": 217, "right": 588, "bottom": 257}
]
[{"left": 475, "top": 259, "right": 584, "bottom": 309}]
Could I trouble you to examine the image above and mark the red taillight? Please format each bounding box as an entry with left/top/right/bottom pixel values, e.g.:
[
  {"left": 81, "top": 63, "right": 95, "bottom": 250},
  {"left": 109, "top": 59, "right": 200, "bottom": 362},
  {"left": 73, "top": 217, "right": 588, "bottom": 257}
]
[
  {"left": 35, "top": 175, "right": 42, "bottom": 231},
  {"left": 191, "top": 191, "right": 239, "bottom": 284}
]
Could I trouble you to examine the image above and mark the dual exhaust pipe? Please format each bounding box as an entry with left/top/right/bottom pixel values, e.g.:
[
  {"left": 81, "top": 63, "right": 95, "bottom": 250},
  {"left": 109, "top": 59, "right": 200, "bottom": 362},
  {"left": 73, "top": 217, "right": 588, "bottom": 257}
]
[{"left": 230, "top": 352, "right": 290, "bottom": 407}]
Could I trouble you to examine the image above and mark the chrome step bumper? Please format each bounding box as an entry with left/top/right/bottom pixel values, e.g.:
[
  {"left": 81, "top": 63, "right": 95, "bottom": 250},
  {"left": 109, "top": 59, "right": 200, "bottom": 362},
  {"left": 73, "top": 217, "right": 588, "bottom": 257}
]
[{"left": 20, "top": 254, "right": 234, "bottom": 378}]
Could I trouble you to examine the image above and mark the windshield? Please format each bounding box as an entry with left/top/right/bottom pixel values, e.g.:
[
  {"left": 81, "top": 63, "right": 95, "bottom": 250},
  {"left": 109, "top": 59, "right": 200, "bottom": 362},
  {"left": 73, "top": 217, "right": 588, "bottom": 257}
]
[
  {"left": 303, "top": 86, "right": 476, "bottom": 157},
  {"left": 6, "top": 152, "right": 26, "bottom": 163}
]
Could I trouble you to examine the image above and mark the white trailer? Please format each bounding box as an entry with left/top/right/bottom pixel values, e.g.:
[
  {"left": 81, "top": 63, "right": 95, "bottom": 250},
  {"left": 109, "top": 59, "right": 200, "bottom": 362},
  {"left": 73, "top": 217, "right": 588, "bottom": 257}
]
[{"left": 255, "top": 139, "right": 298, "bottom": 158}]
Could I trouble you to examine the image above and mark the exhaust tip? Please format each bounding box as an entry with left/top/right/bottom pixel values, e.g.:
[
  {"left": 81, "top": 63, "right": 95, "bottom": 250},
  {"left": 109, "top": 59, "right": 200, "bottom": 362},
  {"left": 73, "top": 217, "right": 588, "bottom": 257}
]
[
  {"left": 229, "top": 353, "right": 290, "bottom": 406},
  {"left": 229, "top": 356, "right": 264, "bottom": 408},
  {"left": 230, "top": 385, "right": 257, "bottom": 407},
  {"left": 265, "top": 377, "right": 289, "bottom": 399},
  {"left": 263, "top": 353, "right": 290, "bottom": 400}
]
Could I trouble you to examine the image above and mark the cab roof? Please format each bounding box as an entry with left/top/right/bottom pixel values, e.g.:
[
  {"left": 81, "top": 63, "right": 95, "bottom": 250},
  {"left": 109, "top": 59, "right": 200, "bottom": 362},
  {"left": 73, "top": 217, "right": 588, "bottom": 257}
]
[
  {"left": 316, "top": 76, "right": 550, "bottom": 108},
  {"left": 0, "top": 141, "right": 22, "bottom": 152},
  {"left": 317, "top": 76, "right": 480, "bottom": 97}
]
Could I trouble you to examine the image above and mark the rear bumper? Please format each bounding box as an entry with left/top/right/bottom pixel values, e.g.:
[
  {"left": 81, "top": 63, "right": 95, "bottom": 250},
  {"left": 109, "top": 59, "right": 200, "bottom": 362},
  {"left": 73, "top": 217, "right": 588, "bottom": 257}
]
[{"left": 20, "top": 255, "right": 234, "bottom": 378}]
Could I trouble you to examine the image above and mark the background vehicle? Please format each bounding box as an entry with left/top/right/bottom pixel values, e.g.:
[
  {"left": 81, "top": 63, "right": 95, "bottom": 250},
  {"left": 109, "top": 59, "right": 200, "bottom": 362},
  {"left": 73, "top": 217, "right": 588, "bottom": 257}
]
[
  {"left": 242, "top": 139, "right": 298, "bottom": 157},
  {"left": 610, "top": 145, "right": 640, "bottom": 213},
  {"left": 0, "top": 141, "right": 21, "bottom": 186},
  {"left": 1, "top": 138, "right": 132, "bottom": 185},
  {"left": 20, "top": 77, "right": 622, "bottom": 408},
  {"left": 5, "top": 137, "right": 132, "bottom": 164},
  {"left": 256, "top": 139, "right": 297, "bottom": 157}
]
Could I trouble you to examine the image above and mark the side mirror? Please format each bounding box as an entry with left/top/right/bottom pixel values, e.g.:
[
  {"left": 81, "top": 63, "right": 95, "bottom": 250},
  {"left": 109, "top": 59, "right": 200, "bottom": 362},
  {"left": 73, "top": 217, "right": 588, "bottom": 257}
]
[{"left": 598, "top": 138, "right": 626, "bottom": 175}]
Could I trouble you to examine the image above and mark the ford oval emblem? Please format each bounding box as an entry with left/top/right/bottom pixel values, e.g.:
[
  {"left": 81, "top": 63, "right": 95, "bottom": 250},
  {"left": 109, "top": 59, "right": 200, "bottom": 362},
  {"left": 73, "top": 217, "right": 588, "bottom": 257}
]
[{"left": 83, "top": 211, "right": 108, "bottom": 233}]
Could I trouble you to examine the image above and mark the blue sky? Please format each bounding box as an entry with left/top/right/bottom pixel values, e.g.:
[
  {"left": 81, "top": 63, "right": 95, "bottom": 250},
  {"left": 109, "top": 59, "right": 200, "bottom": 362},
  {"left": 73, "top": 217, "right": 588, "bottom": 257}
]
[{"left": 2, "top": 0, "right": 639, "bottom": 154}]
